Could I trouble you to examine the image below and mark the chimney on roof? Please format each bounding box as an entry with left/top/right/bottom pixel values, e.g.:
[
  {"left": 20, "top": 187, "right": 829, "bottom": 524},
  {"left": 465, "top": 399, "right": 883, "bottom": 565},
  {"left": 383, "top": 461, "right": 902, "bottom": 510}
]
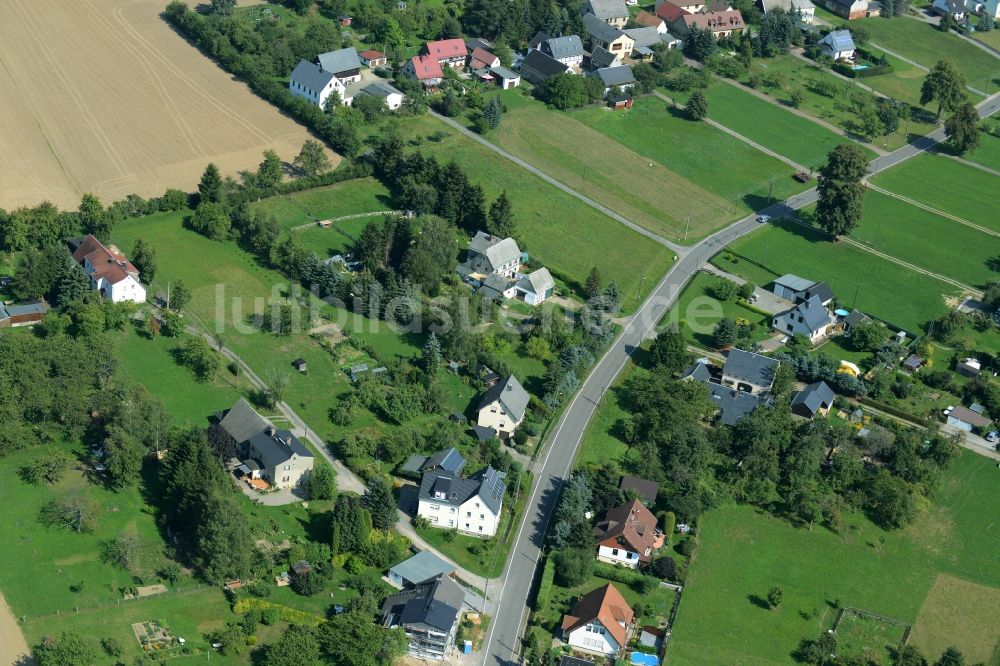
[
  {"left": 285, "top": 435, "right": 293, "bottom": 445},
  {"left": 267, "top": 425, "right": 277, "bottom": 437}
]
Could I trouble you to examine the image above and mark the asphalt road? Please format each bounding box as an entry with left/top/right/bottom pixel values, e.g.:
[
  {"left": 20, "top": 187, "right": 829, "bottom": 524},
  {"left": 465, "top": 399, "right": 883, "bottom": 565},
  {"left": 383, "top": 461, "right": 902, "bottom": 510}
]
[{"left": 481, "top": 93, "right": 1000, "bottom": 666}]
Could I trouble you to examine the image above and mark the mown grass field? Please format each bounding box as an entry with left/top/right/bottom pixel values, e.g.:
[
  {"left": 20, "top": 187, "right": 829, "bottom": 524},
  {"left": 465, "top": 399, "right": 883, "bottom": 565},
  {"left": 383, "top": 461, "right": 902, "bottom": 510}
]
[
  {"left": 855, "top": 16, "right": 1000, "bottom": 94},
  {"left": 714, "top": 218, "right": 958, "bottom": 331},
  {"left": 870, "top": 153, "right": 1000, "bottom": 233},
  {"left": 396, "top": 114, "right": 675, "bottom": 309},
  {"left": 115, "top": 327, "right": 241, "bottom": 427},
  {"left": 488, "top": 92, "right": 730, "bottom": 242},
  {"left": 667, "top": 452, "right": 1000, "bottom": 665},
  {"left": 908, "top": 573, "right": 1000, "bottom": 663},
  {"left": 962, "top": 117, "right": 1000, "bottom": 172},
  {"left": 856, "top": 49, "right": 929, "bottom": 106},
  {"left": 848, "top": 190, "right": 999, "bottom": 289},
  {"left": 569, "top": 97, "right": 813, "bottom": 238},
  {"left": 700, "top": 81, "right": 873, "bottom": 167},
  {"left": 250, "top": 177, "right": 393, "bottom": 231}
]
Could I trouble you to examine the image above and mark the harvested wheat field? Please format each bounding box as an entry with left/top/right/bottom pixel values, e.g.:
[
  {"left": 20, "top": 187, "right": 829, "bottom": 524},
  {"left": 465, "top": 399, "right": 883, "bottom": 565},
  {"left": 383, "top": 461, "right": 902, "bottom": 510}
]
[{"left": 0, "top": 0, "right": 338, "bottom": 210}]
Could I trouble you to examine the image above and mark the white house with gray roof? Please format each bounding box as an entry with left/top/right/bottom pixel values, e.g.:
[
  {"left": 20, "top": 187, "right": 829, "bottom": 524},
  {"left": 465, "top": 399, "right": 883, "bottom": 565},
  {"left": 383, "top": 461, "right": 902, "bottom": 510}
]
[
  {"left": 589, "top": 65, "right": 636, "bottom": 97},
  {"left": 317, "top": 47, "right": 362, "bottom": 83},
  {"left": 382, "top": 574, "right": 465, "bottom": 659},
  {"left": 457, "top": 231, "right": 522, "bottom": 280},
  {"left": 356, "top": 81, "right": 405, "bottom": 109},
  {"left": 542, "top": 35, "right": 585, "bottom": 66},
  {"left": 417, "top": 466, "right": 506, "bottom": 536},
  {"left": 217, "top": 398, "right": 314, "bottom": 489},
  {"left": 477, "top": 375, "right": 530, "bottom": 438},
  {"left": 772, "top": 295, "right": 834, "bottom": 342},
  {"left": 515, "top": 267, "right": 555, "bottom": 305},
  {"left": 818, "top": 29, "right": 856, "bottom": 60},
  {"left": 583, "top": 0, "right": 631, "bottom": 27},
  {"left": 289, "top": 59, "right": 346, "bottom": 109},
  {"left": 759, "top": 0, "right": 816, "bottom": 21}
]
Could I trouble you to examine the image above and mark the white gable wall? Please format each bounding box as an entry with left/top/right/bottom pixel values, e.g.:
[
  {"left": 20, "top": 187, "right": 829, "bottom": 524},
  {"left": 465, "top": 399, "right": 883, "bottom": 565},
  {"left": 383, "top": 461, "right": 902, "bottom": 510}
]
[{"left": 566, "top": 621, "right": 620, "bottom": 655}]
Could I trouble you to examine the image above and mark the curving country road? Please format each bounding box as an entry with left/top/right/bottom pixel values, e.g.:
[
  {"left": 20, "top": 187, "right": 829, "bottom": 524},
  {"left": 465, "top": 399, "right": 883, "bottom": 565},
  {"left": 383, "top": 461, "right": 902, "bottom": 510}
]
[{"left": 480, "top": 92, "right": 1000, "bottom": 665}]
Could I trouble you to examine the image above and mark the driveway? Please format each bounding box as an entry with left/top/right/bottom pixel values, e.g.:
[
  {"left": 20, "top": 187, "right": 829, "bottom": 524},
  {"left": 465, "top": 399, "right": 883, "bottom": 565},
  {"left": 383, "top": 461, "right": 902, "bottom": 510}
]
[
  {"left": 0, "top": 591, "right": 32, "bottom": 665},
  {"left": 752, "top": 288, "right": 794, "bottom": 316}
]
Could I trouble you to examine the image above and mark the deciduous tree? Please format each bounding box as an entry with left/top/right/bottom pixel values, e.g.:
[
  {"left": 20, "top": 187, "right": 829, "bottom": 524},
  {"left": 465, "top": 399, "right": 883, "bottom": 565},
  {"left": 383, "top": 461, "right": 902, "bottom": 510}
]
[
  {"left": 944, "top": 101, "right": 981, "bottom": 155},
  {"left": 815, "top": 143, "right": 868, "bottom": 237},
  {"left": 131, "top": 237, "right": 157, "bottom": 283},
  {"left": 920, "top": 58, "right": 968, "bottom": 119},
  {"left": 294, "top": 139, "right": 332, "bottom": 178}
]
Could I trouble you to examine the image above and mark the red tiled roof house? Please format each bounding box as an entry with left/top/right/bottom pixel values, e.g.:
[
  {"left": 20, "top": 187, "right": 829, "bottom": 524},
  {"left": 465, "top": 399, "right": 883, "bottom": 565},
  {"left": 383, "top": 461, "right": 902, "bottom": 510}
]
[
  {"left": 561, "top": 583, "right": 635, "bottom": 656},
  {"left": 593, "top": 499, "right": 663, "bottom": 568}
]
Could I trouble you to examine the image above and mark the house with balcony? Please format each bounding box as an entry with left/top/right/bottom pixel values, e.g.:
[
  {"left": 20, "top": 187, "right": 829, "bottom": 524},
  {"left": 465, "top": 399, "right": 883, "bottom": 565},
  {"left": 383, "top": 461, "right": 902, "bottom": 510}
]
[
  {"left": 381, "top": 575, "right": 464, "bottom": 660},
  {"left": 594, "top": 499, "right": 663, "bottom": 567}
]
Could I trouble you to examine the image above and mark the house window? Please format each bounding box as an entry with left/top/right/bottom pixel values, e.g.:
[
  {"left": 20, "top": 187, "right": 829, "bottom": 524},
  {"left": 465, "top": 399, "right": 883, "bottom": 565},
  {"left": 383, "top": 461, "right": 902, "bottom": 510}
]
[
  {"left": 787, "top": 323, "right": 793, "bottom": 332},
  {"left": 478, "top": 526, "right": 483, "bottom": 532},
  {"left": 480, "top": 514, "right": 485, "bottom": 519},
  {"left": 430, "top": 517, "right": 438, "bottom": 524},
  {"left": 447, "top": 520, "right": 454, "bottom": 526},
  {"left": 612, "top": 43, "right": 622, "bottom": 50},
  {"left": 490, "top": 406, "right": 497, "bottom": 413},
  {"left": 467, "top": 512, "right": 472, "bottom": 517},
  {"left": 430, "top": 504, "right": 440, "bottom": 511},
  {"left": 475, "top": 503, "right": 480, "bottom": 508},
  {"left": 284, "top": 465, "right": 290, "bottom": 471},
  {"left": 449, "top": 507, "right": 456, "bottom": 513},
  {"left": 612, "top": 548, "right": 619, "bottom": 556}
]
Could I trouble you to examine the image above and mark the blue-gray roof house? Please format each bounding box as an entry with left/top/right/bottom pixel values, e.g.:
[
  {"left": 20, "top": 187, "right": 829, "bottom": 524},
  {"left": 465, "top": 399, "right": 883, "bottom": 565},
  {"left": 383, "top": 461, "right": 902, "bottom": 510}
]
[
  {"left": 381, "top": 575, "right": 465, "bottom": 660},
  {"left": 388, "top": 551, "right": 457, "bottom": 588},
  {"left": 819, "top": 29, "right": 856, "bottom": 60},
  {"left": 721, "top": 348, "right": 779, "bottom": 395},
  {"left": 772, "top": 295, "right": 834, "bottom": 342},
  {"left": 791, "top": 381, "right": 835, "bottom": 418},
  {"left": 317, "top": 47, "right": 362, "bottom": 82}
]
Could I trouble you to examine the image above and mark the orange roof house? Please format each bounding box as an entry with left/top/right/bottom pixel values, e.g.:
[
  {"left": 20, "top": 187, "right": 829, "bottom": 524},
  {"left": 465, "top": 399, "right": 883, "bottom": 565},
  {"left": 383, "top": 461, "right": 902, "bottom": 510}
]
[{"left": 561, "top": 583, "right": 635, "bottom": 655}]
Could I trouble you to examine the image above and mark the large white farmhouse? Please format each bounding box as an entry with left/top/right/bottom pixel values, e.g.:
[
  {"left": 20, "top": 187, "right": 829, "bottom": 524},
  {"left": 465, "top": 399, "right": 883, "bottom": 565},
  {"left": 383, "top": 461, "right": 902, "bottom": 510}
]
[
  {"left": 417, "top": 466, "right": 505, "bottom": 537},
  {"left": 289, "top": 59, "right": 346, "bottom": 109},
  {"left": 69, "top": 235, "right": 146, "bottom": 304}
]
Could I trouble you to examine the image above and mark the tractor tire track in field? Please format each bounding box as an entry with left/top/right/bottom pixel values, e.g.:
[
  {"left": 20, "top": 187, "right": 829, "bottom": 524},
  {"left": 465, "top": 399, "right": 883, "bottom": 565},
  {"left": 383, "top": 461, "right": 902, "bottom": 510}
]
[
  {"left": 110, "top": 0, "right": 273, "bottom": 145},
  {"left": 866, "top": 183, "right": 1000, "bottom": 238},
  {"left": 10, "top": 0, "right": 129, "bottom": 176},
  {"left": 81, "top": 0, "right": 204, "bottom": 158}
]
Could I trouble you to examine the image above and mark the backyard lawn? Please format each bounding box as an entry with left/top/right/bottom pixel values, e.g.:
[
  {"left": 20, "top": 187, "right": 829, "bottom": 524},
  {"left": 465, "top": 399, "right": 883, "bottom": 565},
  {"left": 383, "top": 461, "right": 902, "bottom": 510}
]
[
  {"left": 700, "top": 80, "right": 873, "bottom": 167},
  {"left": 855, "top": 16, "right": 1000, "bottom": 94},
  {"left": 847, "top": 190, "right": 999, "bottom": 289},
  {"left": 870, "top": 153, "right": 1000, "bottom": 233},
  {"left": 395, "top": 114, "right": 675, "bottom": 309},
  {"left": 714, "top": 218, "right": 958, "bottom": 332},
  {"left": 666, "top": 451, "right": 1000, "bottom": 665},
  {"left": 250, "top": 177, "right": 393, "bottom": 232},
  {"left": 571, "top": 97, "right": 812, "bottom": 238}
]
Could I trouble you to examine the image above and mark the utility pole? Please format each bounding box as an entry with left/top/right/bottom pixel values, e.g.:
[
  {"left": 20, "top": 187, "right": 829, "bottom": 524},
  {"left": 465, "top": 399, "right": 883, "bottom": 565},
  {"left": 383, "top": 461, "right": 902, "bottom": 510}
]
[
  {"left": 768, "top": 176, "right": 775, "bottom": 201},
  {"left": 762, "top": 240, "right": 769, "bottom": 266},
  {"left": 852, "top": 284, "right": 860, "bottom": 309},
  {"left": 873, "top": 216, "right": 883, "bottom": 249},
  {"left": 684, "top": 213, "right": 692, "bottom": 241},
  {"left": 166, "top": 281, "right": 171, "bottom": 310}
]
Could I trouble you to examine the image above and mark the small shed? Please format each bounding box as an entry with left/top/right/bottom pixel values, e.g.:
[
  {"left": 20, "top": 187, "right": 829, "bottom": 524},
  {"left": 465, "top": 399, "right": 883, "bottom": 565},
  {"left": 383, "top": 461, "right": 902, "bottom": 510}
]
[
  {"left": 472, "top": 425, "right": 498, "bottom": 442},
  {"left": 448, "top": 360, "right": 461, "bottom": 374},
  {"left": 946, "top": 405, "right": 992, "bottom": 433},
  {"left": 956, "top": 357, "right": 982, "bottom": 378},
  {"left": 449, "top": 412, "right": 468, "bottom": 424},
  {"left": 902, "top": 354, "right": 925, "bottom": 374},
  {"left": 292, "top": 560, "right": 312, "bottom": 576},
  {"left": 339, "top": 15, "right": 353, "bottom": 26},
  {"left": 349, "top": 363, "right": 369, "bottom": 382},
  {"left": 608, "top": 93, "right": 633, "bottom": 110},
  {"left": 372, "top": 366, "right": 388, "bottom": 375},
  {"left": 317, "top": 219, "right": 333, "bottom": 228},
  {"left": 292, "top": 358, "right": 308, "bottom": 373}
]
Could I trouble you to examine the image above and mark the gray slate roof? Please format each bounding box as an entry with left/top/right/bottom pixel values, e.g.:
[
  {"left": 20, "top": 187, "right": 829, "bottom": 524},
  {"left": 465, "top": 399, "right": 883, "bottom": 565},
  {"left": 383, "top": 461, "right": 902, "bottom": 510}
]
[
  {"left": 0, "top": 301, "right": 48, "bottom": 319},
  {"left": 318, "top": 47, "right": 361, "bottom": 75},
  {"left": 245, "top": 428, "right": 312, "bottom": 469},
  {"left": 544, "top": 35, "right": 584, "bottom": 59},
  {"left": 724, "top": 349, "right": 779, "bottom": 388},
  {"left": 361, "top": 81, "right": 403, "bottom": 98},
  {"left": 419, "top": 466, "right": 506, "bottom": 515},
  {"left": 843, "top": 310, "right": 871, "bottom": 328},
  {"left": 774, "top": 273, "right": 815, "bottom": 292},
  {"left": 517, "top": 267, "right": 555, "bottom": 295},
  {"left": 583, "top": 0, "right": 630, "bottom": 19},
  {"left": 589, "top": 46, "right": 620, "bottom": 69},
  {"left": 583, "top": 12, "right": 626, "bottom": 43},
  {"left": 804, "top": 281, "right": 834, "bottom": 304},
  {"left": 424, "top": 447, "right": 466, "bottom": 474},
  {"left": 791, "top": 381, "right": 835, "bottom": 415},
  {"left": 389, "top": 551, "right": 456, "bottom": 586},
  {"left": 478, "top": 374, "right": 530, "bottom": 422},
  {"left": 218, "top": 398, "right": 270, "bottom": 446},
  {"left": 382, "top": 575, "right": 464, "bottom": 633},
  {"left": 521, "top": 49, "right": 570, "bottom": 81},
  {"left": 490, "top": 65, "right": 520, "bottom": 80},
  {"left": 467, "top": 231, "right": 521, "bottom": 273},
  {"left": 291, "top": 59, "right": 338, "bottom": 93},
  {"left": 680, "top": 359, "right": 714, "bottom": 383},
  {"left": 591, "top": 65, "right": 636, "bottom": 87},
  {"left": 709, "top": 384, "right": 763, "bottom": 426},
  {"left": 820, "top": 29, "right": 856, "bottom": 53},
  {"left": 774, "top": 295, "right": 831, "bottom": 337},
  {"left": 624, "top": 26, "right": 668, "bottom": 48}
]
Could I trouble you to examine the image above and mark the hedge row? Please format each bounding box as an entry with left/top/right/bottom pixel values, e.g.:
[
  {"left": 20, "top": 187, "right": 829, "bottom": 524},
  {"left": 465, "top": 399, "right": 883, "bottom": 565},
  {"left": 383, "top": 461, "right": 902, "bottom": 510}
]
[
  {"left": 832, "top": 61, "right": 894, "bottom": 79},
  {"left": 233, "top": 597, "right": 324, "bottom": 627},
  {"left": 534, "top": 555, "right": 556, "bottom": 612}
]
